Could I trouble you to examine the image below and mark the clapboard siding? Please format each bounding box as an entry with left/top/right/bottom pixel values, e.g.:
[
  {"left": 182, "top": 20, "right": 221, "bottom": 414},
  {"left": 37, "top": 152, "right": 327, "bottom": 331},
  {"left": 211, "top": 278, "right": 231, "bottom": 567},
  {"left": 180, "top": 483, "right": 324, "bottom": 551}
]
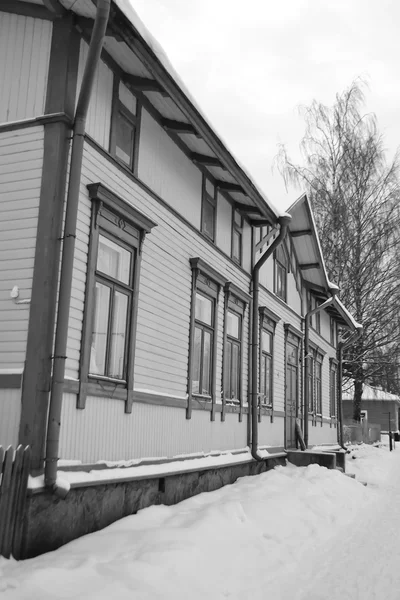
[
  {"left": 0, "top": 126, "right": 44, "bottom": 368},
  {"left": 309, "top": 327, "right": 338, "bottom": 418},
  {"left": 308, "top": 422, "right": 337, "bottom": 446},
  {"left": 138, "top": 109, "right": 202, "bottom": 230},
  {"left": 77, "top": 40, "right": 113, "bottom": 150},
  {"left": 59, "top": 393, "right": 247, "bottom": 462},
  {"left": 0, "top": 389, "right": 21, "bottom": 448},
  {"left": 258, "top": 416, "right": 284, "bottom": 447},
  {"left": 0, "top": 13, "right": 52, "bottom": 123},
  {"left": 65, "top": 142, "right": 250, "bottom": 404}
]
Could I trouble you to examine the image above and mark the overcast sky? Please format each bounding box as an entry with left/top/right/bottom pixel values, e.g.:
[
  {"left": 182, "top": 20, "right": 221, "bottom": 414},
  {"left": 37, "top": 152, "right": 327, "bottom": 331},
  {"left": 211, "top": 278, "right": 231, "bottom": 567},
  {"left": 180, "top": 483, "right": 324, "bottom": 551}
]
[{"left": 132, "top": 0, "right": 399, "bottom": 212}]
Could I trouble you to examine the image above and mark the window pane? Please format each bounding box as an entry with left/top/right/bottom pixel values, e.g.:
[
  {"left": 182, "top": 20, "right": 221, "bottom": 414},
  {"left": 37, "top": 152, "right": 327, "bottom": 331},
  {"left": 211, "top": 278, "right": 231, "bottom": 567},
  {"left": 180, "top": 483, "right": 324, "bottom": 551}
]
[
  {"left": 261, "top": 330, "right": 272, "bottom": 354},
  {"left": 231, "top": 343, "right": 240, "bottom": 399},
  {"left": 202, "top": 330, "right": 212, "bottom": 395},
  {"left": 232, "top": 230, "right": 241, "bottom": 262},
  {"left": 97, "top": 235, "right": 131, "bottom": 284},
  {"left": 195, "top": 293, "right": 213, "bottom": 326},
  {"left": 90, "top": 283, "right": 111, "bottom": 375},
  {"left": 192, "top": 327, "right": 202, "bottom": 394},
  {"left": 115, "top": 111, "right": 135, "bottom": 166},
  {"left": 202, "top": 197, "right": 215, "bottom": 240},
  {"left": 119, "top": 81, "right": 137, "bottom": 115},
  {"left": 224, "top": 340, "right": 232, "bottom": 399},
  {"left": 109, "top": 291, "right": 129, "bottom": 379},
  {"left": 265, "top": 356, "right": 271, "bottom": 404},
  {"left": 227, "top": 310, "right": 240, "bottom": 339}
]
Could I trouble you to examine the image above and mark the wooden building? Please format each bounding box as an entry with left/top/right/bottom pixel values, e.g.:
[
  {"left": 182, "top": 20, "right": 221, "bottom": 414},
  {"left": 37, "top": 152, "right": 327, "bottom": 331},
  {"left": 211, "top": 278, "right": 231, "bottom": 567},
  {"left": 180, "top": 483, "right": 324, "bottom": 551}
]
[
  {"left": 343, "top": 383, "right": 400, "bottom": 433},
  {"left": 0, "top": 0, "right": 360, "bottom": 555}
]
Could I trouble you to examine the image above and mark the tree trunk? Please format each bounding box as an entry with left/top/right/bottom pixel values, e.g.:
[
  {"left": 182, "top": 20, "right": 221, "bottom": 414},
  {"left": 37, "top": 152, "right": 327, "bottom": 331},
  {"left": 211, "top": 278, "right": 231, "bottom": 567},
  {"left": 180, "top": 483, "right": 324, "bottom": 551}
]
[{"left": 353, "top": 379, "right": 363, "bottom": 421}]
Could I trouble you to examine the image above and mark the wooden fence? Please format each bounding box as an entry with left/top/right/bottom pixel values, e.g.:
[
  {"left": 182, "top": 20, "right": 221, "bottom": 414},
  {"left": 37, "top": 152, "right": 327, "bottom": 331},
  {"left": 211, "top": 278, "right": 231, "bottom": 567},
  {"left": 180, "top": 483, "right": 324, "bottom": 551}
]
[{"left": 0, "top": 445, "right": 31, "bottom": 559}]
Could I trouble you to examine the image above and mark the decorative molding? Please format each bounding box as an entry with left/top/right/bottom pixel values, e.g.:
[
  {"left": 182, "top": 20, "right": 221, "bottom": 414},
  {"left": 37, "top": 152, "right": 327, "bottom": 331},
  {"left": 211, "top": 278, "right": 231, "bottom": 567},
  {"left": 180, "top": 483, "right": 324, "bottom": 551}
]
[
  {"left": 259, "top": 306, "right": 281, "bottom": 324},
  {"left": 189, "top": 257, "right": 229, "bottom": 288},
  {"left": 224, "top": 282, "right": 251, "bottom": 305},
  {"left": 0, "top": 373, "right": 22, "bottom": 389}
]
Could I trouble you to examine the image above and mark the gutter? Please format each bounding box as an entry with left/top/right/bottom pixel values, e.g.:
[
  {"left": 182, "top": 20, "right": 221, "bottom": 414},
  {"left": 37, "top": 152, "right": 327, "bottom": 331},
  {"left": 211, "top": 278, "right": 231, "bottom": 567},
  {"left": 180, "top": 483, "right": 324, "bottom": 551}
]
[
  {"left": 44, "top": 0, "right": 111, "bottom": 495},
  {"left": 303, "top": 290, "right": 338, "bottom": 448},
  {"left": 337, "top": 326, "right": 363, "bottom": 448},
  {"left": 251, "top": 215, "right": 291, "bottom": 461}
]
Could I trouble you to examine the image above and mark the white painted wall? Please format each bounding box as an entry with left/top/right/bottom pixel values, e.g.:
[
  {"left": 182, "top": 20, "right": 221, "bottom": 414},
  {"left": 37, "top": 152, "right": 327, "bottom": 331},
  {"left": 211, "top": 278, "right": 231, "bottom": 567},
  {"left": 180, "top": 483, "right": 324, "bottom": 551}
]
[
  {"left": 60, "top": 393, "right": 247, "bottom": 462},
  {"left": 138, "top": 109, "right": 202, "bottom": 229},
  {"left": 308, "top": 422, "right": 338, "bottom": 446},
  {"left": 258, "top": 416, "right": 285, "bottom": 448},
  {"left": 0, "top": 389, "right": 21, "bottom": 448},
  {"left": 0, "top": 13, "right": 52, "bottom": 123},
  {"left": 0, "top": 126, "right": 44, "bottom": 369},
  {"left": 77, "top": 39, "right": 113, "bottom": 150}
]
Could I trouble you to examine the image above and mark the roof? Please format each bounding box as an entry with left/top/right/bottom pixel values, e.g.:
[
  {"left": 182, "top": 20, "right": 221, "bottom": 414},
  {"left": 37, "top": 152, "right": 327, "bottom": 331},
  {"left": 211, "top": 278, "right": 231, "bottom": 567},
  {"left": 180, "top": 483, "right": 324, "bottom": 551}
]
[
  {"left": 43, "top": 0, "right": 285, "bottom": 225},
  {"left": 343, "top": 382, "right": 400, "bottom": 404},
  {"left": 286, "top": 194, "right": 361, "bottom": 330}
]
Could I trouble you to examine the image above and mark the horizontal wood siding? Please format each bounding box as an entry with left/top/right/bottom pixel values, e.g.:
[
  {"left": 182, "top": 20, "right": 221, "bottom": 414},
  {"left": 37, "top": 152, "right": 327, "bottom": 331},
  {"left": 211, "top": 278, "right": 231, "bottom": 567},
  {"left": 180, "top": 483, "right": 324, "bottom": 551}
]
[
  {"left": 59, "top": 393, "right": 247, "bottom": 462},
  {"left": 138, "top": 109, "right": 202, "bottom": 229},
  {"left": 0, "top": 126, "right": 44, "bottom": 368},
  {"left": 258, "top": 416, "right": 284, "bottom": 447},
  {"left": 0, "top": 389, "right": 21, "bottom": 448},
  {"left": 65, "top": 142, "right": 250, "bottom": 404},
  {"left": 77, "top": 40, "right": 113, "bottom": 150},
  {"left": 0, "top": 13, "right": 51, "bottom": 123},
  {"left": 308, "top": 422, "right": 337, "bottom": 446}
]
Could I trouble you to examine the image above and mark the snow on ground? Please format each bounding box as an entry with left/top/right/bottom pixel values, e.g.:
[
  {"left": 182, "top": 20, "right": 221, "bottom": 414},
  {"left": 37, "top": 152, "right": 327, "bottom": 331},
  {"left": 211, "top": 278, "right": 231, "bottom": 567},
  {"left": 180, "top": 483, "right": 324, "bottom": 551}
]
[{"left": 0, "top": 444, "right": 398, "bottom": 600}]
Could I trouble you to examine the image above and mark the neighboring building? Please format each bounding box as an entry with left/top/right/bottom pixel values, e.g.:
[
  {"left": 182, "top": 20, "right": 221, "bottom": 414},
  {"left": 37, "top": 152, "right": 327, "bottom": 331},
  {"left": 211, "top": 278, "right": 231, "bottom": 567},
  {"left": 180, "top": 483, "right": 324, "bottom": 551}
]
[
  {"left": 343, "top": 383, "right": 400, "bottom": 433},
  {"left": 0, "top": 0, "right": 359, "bottom": 556}
]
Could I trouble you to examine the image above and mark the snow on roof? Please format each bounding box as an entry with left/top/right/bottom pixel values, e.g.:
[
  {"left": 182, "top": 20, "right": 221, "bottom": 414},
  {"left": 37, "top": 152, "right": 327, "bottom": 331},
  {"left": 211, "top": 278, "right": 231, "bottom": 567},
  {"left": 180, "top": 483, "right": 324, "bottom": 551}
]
[
  {"left": 343, "top": 381, "right": 400, "bottom": 403},
  {"left": 113, "top": 0, "right": 283, "bottom": 220},
  {"left": 334, "top": 297, "right": 362, "bottom": 331}
]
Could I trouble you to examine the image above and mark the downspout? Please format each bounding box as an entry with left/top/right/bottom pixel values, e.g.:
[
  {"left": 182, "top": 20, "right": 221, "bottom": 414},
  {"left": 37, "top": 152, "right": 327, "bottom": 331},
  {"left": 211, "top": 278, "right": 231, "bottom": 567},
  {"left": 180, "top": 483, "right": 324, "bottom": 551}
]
[
  {"left": 251, "top": 215, "right": 291, "bottom": 461},
  {"left": 45, "top": 0, "right": 111, "bottom": 494},
  {"left": 337, "top": 326, "right": 363, "bottom": 448},
  {"left": 303, "top": 289, "right": 338, "bottom": 448}
]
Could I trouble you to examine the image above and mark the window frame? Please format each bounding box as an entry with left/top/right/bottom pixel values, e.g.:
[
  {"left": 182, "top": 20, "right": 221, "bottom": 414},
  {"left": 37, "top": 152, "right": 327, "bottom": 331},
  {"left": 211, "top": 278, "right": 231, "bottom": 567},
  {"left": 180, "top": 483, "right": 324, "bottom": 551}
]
[
  {"left": 110, "top": 77, "right": 141, "bottom": 175},
  {"left": 78, "top": 183, "right": 157, "bottom": 413},
  {"left": 231, "top": 208, "right": 243, "bottom": 265},
  {"left": 329, "top": 358, "right": 338, "bottom": 417},
  {"left": 315, "top": 356, "right": 323, "bottom": 415},
  {"left": 188, "top": 258, "right": 227, "bottom": 420},
  {"left": 201, "top": 176, "right": 217, "bottom": 242},
  {"left": 330, "top": 318, "right": 336, "bottom": 347},
  {"left": 274, "top": 245, "right": 288, "bottom": 302},
  {"left": 259, "top": 307, "right": 280, "bottom": 415}
]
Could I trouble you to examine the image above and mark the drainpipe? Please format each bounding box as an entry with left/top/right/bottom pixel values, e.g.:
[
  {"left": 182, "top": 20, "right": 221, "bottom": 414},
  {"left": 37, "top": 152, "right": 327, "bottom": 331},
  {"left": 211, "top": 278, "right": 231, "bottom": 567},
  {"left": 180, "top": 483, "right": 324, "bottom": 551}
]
[
  {"left": 337, "top": 326, "right": 363, "bottom": 448},
  {"left": 303, "top": 289, "right": 338, "bottom": 448},
  {"left": 45, "top": 0, "right": 111, "bottom": 494},
  {"left": 251, "top": 215, "right": 291, "bottom": 461}
]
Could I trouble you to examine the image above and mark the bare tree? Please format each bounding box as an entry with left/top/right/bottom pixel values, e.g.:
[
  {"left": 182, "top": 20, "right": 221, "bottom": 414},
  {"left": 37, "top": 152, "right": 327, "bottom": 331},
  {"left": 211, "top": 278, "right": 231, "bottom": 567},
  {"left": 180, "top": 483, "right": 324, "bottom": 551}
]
[{"left": 276, "top": 80, "right": 400, "bottom": 420}]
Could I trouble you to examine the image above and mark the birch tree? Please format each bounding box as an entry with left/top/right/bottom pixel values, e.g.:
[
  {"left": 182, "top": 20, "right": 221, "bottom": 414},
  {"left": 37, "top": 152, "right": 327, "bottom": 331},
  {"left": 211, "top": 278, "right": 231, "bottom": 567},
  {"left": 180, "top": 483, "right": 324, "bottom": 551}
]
[{"left": 276, "top": 80, "right": 400, "bottom": 420}]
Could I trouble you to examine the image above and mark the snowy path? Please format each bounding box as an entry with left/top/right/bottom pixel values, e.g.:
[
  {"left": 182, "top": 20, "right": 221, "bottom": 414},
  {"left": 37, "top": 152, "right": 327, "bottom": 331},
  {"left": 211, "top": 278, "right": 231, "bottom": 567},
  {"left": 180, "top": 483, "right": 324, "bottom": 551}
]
[
  {"left": 295, "top": 447, "right": 400, "bottom": 600},
  {"left": 0, "top": 445, "right": 399, "bottom": 600}
]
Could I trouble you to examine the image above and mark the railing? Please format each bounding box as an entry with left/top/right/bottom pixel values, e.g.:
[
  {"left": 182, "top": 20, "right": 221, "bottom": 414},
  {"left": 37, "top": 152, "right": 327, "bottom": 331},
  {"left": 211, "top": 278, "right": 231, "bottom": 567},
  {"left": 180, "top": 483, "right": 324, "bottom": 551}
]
[
  {"left": 343, "top": 421, "right": 381, "bottom": 444},
  {"left": 0, "top": 445, "right": 31, "bottom": 559}
]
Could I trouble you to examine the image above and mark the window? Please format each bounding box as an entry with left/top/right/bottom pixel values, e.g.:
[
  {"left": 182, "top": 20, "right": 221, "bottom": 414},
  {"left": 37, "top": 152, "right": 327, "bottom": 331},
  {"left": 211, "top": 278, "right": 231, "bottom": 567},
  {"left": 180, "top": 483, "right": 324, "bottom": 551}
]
[
  {"left": 201, "top": 177, "right": 216, "bottom": 241},
  {"left": 259, "top": 306, "right": 279, "bottom": 409},
  {"left": 90, "top": 234, "right": 133, "bottom": 380},
  {"left": 330, "top": 318, "right": 336, "bottom": 346},
  {"left": 260, "top": 329, "right": 273, "bottom": 406},
  {"left": 188, "top": 258, "right": 227, "bottom": 419},
  {"left": 315, "top": 303, "right": 321, "bottom": 334},
  {"left": 231, "top": 209, "right": 243, "bottom": 264},
  {"left": 224, "top": 309, "right": 241, "bottom": 400},
  {"left": 78, "top": 183, "right": 156, "bottom": 412},
  {"left": 315, "top": 358, "right": 322, "bottom": 414},
  {"left": 330, "top": 360, "right": 337, "bottom": 417},
  {"left": 308, "top": 353, "right": 315, "bottom": 413},
  {"left": 275, "top": 245, "right": 288, "bottom": 301},
  {"left": 193, "top": 291, "right": 215, "bottom": 396},
  {"left": 110, "top": 80, "right": 140, "bottom": 172}
]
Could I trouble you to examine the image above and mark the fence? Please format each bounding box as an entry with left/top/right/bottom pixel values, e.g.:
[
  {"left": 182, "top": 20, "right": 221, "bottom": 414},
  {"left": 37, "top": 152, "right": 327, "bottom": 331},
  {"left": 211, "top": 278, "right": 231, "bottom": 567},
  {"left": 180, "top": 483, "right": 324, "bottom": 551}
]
[
  {"left": 343, "top": 421, "right": 381, "bottom": 444},
  {"left": 0, "top": 445, "right": 31, "bottom": 559}
]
